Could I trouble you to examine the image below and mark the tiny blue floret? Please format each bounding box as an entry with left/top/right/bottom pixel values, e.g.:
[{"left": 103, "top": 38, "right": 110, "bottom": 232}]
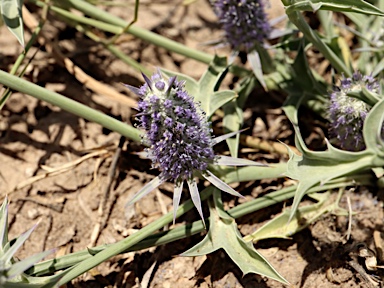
[
  {"left": 126, "top": 70, "right": 265, "bottom": 224},
  {"left": 211, "top": 0, "right": 271, "bottom": 51},
  {"left": 329, "top": 71, "right": 380, "bottom": 151}
]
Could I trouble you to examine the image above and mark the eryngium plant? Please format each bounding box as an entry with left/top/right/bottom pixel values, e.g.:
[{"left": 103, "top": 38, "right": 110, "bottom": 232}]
[
  {"left": 0, "top": 197, "right": 57, "bottom": 287},
  {"left": 126, "top": 70, "right": 265, "bottom": 223},
  {"left": 211, "top": 0, "right": 271, "bottom": 51},
  {"left": 329, "top": 71, "right": 381, "bottom": 151}
]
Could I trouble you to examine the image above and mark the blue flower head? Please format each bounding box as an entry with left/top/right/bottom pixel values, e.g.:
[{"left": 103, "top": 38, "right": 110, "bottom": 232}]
[
  {"left": 211, "top": 0, "right": 271, "bottom": 51},
  {"left": 329, "top": 71, "right": 381, "bottom": 151},
  {"left": 136, "top": 72, "right": 215, "bottom": 182},
  {"left": 126, "top": 70, "right": 265, "bottom": 224}
]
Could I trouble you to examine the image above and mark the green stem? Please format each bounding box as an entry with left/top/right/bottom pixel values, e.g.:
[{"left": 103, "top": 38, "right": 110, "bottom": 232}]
[
  {"left": 75, "top": 23, "right": 151, "bottom": 75},
  {"left": 33, "top": 0, "right": 256, "bottom": 79},
  {"left": 28, "top": 173, "right": 373, "bottom": 277},
  {"left": 0, "top": 70, "right": 141, "bottom": 142},
  {"left": 30, "top": 0, "right": 285, "bottom": 90},
  {"left": 59, "top": 0, "right": 214, "bottom": 64},
  {"left": 286, "top": 10, "right": 351, "bottom": 76},
  {"left": 55, "top": 186, "right": 213, "bottom": 285}
]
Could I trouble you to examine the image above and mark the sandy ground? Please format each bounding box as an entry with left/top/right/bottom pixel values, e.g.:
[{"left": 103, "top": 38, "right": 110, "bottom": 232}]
[{"left": 0, "top": 0, "right": 383, "bottom": 287}]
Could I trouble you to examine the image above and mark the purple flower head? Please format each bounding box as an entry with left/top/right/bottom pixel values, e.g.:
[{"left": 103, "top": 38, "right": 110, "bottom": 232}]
[
  {"left": 211, "top": 0, "right": 271, "bottom": 51},
  {"left": 329, "top": 71, "right": 380, "bottom": 151},
  {"left": 135, "top": 71, "right": 215, "bottom": 182},
  {"left": 125, "top": 70, "right": 266, "bottom": 225}
]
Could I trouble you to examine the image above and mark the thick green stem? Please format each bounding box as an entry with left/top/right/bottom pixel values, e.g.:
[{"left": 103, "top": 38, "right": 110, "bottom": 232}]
[
  {"left": 56, "top": 187, "right": 213, "bottom": 285},
  {"left": 31, "top": 0, "right": 253, "bottom": 76},
  {"left": 28, "top": 173, "right": 373, "bottom": 277},
  {"left": 59, "top": 0, "right": 214, "bottom": 64},
  {"left": 0, "top": 70, "right": 141, "bottom": 142}
]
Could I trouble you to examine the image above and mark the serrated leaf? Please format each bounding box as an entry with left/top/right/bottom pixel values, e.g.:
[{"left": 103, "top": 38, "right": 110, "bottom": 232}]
[
  {"left": 1, "top": 0, "right": 24, "bottom": 47},
  {"left": 282, "top": 93, "right": 384, "bottom": 222},
  {"left": 181, "top": 192, "right": 289, "bottom": 284},
  {"left": 244, "top": 192, "right": 337, "bottom": 242},
  {"left": 285, "top": 0, "right": 384, "bottom": 16}
]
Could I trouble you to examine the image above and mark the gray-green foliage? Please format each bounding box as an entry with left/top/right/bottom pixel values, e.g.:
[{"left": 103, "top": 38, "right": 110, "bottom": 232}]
[
  {"left": 0, "top": 0, "right": 384, "bottom": 286},
  {"left": 282, "top": 40, "right": 384, "bottom": 222},
  {"left": 182, "top": 188, "right": 289, "bottom": 284},
  {"left": 1, "top": 0, "right": 24, "bottom": 46},
  {"left": 0, "top": 198, "right": 59, "bottom": 287}
]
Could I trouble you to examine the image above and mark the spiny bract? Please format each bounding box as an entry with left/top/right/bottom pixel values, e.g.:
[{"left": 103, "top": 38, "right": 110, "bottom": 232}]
[
  {"left": 136, "top": 72, "right": 215, "bottom": 182},
  {"left": 126, "top": 70, "right": 265, "bottom": 224},
  {"left": 329, "top": 71, "right": 381, "bottom": 151}
]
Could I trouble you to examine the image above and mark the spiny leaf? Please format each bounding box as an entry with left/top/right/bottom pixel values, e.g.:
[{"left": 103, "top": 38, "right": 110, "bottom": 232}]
[
  {"left": 181, "top": 191, "right": 289, "bottom": 284},
  {"left": 282, "top": 93, "right": 384, "bottom": 222},
  {"left": 244, "top": 192, "right": 342, "bottom": 242},
  {"left": 209, "top": 90, "right": 237, "bottom": 117},
  {"left": 222, "top": 76, "right": 258, "bottom": 157}
]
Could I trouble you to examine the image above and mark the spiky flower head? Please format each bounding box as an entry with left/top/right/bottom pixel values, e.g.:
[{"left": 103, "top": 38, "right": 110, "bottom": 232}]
[
  {"left": 329, "top": 71, "right": 380, "bottom": 151},
  {"left": 126, "top": 70, "right": 265, "bottom": 224},
  {"left": 136, "top": 72, "right": 215, "bottom": 182},
  {"left": 211, "top": 0, "right": 271, "bottom": 51}
]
